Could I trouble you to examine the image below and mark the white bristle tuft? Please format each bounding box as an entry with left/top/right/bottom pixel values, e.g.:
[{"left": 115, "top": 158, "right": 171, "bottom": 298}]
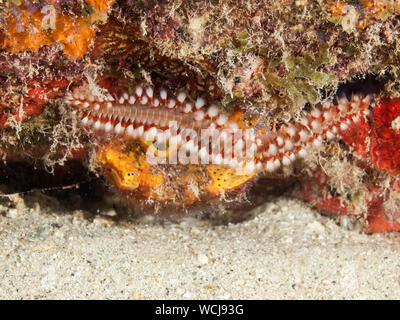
[
  {"left": 276, "top": 136, "right": 284, "bottom": 147},
  {"left": 298, "top": 147, "right": 307, "bottom": 158},
  {"left": 183, "top": 103, "right": 193, "bottom": 113},
  {"left": 340, "top": 122, "right": 348, "bottom": 131},
  {"left": 323, "top": 111, "right": 332, "bottom": 121},
  {"left": 311, "top": 108, "right": 321, "bottom": 118},
  {"left": 282, "top": 156, "right": 291, "bottom": 166},
  {"left": 168, "top": 99, "right": 176, "bottom": 109},
  {"left": 94, "top": 120, "right": 102, "bottom": 130},
  {"left": 194, "top": 110, "right": 205, "bottom": 121},
  {"left": 300, "top": 117, "right": 309, "bottom": 127},
  {"left": 362, "top": 95, "right": 370, "bottom": 104},
  {"left": 338, "top": 96, "right": 349, "bottom": 104},
  {"left": 81, "top": 117, "right": 89, "bottom": 125},
  {"left": 284, "top": 140, "right": 293, "bottom": 151},
  {"left": 207, "top": 105, "right": 219, "bottom": 118},
  {"left": 177, "top": 92, "right": 186, "bottom": 104},
  {"left": 114, "top": 123, "right": 124, "bottom": 134},
  {"left": 160, "top": 89, "right": 167, "bottom": 102},
  {"left": 144, "top": 127, "right": 157, "bottom": 141},
  {"left": 135, "top": 86, "right": 143, "bottom": 97},
  {"left": 326, "top": 131, "right": 335, "bottom": 140},
  {"left": 311, "top": 120, "right": 320, "bottom": 131},
  {"left": 104, "top": 121, "right": 113, "bottom": 132},
  {"left": 129, "top": 96, "right": 136, "bottom": 105},
  {"left": 322, "top": 101, "right": 331, "bottom": 109},
  {"left": 146, "top": 87, "right": 153, "bottom": 98},
  {"left": 213, "top": 153, "right": 223, "bottom": 165},
  {"left": 266, "top": 160, "right": 275, "bottom": 172},
  {"left": 268, "top": 143, "right": 277, "bottom": 156},
  {"left": 299, "top": 130, "right": 308, "bottom": 142},
  {"left": 137, "top": 126, "right": 144, "bottom": 136},
  {"left": 273, "top": 158, "right": 281, "bottom": 169},
  {"left": 286, "top": 126, "right": 296, "bottom": 137},
  {"left": 140, "top": 96, "right": 148, "bottom": 105},
  {"left": 195, "top": 97, "right": 206, "bottom": 109},
  {"left": 338, "top": 103, "right": 348, "bottom": 113},
  {"left": 350, "top": 101, "right": 359, "bottom": 109},
  {"left": 245, "top": 161, "right": 255, "bottom": 172},
  {"left": 126, "top": 125, "right": 135, "bottom": 137},
  {"left": 216, "top": 114, "right": 227, "bottom": 126},
  {"left": 313, "top": 137, "right": 322, "bottom": 148},
  {"left": 153, "top": 98, "right": 160, "bottom": 107}
]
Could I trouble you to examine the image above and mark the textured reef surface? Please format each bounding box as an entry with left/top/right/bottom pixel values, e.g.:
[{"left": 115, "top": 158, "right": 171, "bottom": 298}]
[{"left": 2, "top": 0, "right": 400, "bottom": 232}]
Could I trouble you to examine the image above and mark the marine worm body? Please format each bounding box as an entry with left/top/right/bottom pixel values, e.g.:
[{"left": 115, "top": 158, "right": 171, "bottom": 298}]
[{"left": 65, "top": 83, "right": 371, "bottom": 173}]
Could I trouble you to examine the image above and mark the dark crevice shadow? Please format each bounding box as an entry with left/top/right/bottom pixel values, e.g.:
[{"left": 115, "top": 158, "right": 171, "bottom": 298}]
[
  {"left": 0, "top": 160, "right": 296, "bottom": 227},
  {"left": 334, "top": 72, "right": 390, "bottom": 102}
]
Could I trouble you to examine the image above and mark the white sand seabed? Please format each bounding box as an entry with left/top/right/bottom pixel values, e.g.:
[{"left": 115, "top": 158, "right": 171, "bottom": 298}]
[{"left": 0, "top": 194, "right": 400, "bottom": 299}]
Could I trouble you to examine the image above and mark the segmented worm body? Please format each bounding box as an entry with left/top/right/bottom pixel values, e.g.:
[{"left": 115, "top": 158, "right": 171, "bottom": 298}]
[{"left": 65, "top": 83, "right": 371, "bottom": 173}]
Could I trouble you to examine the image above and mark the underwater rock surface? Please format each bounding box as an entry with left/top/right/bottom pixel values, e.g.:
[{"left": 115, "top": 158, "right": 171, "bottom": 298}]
[{"left": 1, "top": 0, "right": 400, "bottom": 232}]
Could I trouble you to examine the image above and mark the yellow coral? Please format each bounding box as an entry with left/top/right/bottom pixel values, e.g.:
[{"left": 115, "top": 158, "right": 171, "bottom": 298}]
[
  {"left": 1, "top": 0, "right": 114, "bottom": 59},
  {"left": 96, "top": 134, "right": 256, "bottom": 206},
  {"left": 205, "top": 165, "right": 255, "bottom": 196},
  {"left": 97, "top": 140, "right": 204, "bottom": 204},
  {"left": 97, "top": 142, "right": 164, "bottom": 192}
]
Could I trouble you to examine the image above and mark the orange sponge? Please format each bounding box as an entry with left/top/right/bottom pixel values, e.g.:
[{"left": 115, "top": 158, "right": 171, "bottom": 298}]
[{"left": 1, "top": 0, "right": 114, "bottom": 59}]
